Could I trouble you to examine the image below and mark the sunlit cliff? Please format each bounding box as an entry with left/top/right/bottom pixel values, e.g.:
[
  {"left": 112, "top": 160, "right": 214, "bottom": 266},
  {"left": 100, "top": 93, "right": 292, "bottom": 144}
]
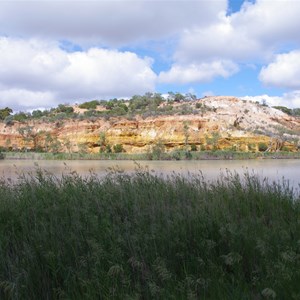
[{"left": 1, "top": 96, "right": 300, "bottom": 154}]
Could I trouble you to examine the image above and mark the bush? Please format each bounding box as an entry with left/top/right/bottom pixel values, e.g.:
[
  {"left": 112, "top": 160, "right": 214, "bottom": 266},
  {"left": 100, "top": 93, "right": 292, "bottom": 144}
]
[
  {"left": 170, "top": 150, "right": 181, "bottom": 160},
  {"left": 79, "top": 100, "right": 100, "bottom": 110},
  {"left": 151, "top": 141, "right": 165, "bottom": 160},
  {"left": 185, "top": 150, "right": 192, "bottom": 159},
  {"left": 258, "top": 142, "right": 268, "bottom": 152},
  {"left": 190, "top": 144, "right": 197, "bottom": 151},
  {"left": 113, "top": 144, "right": 124, "bottom": 153}
]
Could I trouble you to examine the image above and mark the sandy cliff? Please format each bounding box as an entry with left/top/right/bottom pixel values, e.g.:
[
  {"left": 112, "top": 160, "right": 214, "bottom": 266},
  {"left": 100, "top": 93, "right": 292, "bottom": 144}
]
[{"left": 1, "top": 96, "right": 299, "bottom": 153}]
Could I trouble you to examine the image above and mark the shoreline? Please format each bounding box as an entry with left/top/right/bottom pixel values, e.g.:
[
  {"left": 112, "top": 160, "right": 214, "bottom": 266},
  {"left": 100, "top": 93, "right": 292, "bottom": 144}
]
[{"left": 2, "top": 150, "right": 300, "bottom": 161}]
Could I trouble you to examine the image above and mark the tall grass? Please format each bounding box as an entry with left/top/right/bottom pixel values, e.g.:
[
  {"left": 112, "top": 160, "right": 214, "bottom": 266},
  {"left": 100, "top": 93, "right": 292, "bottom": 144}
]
[{"left": 0, "top": 168, "right": 299, "bottom": 299}]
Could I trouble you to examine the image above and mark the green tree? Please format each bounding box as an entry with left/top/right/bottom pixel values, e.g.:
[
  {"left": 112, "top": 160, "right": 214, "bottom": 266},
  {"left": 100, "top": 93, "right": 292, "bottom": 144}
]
[
  {"left": 18, "top": 126, "right": 37, "bottom": 151},
  {"left": 151, "top": 140, "right": 165, "bottom": 160},
  {"left": 79, "top": 100, "right": 100, "bottom": 110},
  {"left": 206, "top": 131, "right": 221, "bottom": 150},
  {"left": 98, "top": 132, "right": 106, "bottom": 153},
  {"left": 44, "top": 133, "right": 53, "bottom": 152},
  {"left": 50, "top": 137, "right": 62, "bottom": 153},
  {"left": 174, "top": 93, "right": 185, "bottom": 102},
  {"left": 0, "top": 107, "right": 13, "bottom": 120},
  {"left": 13, "top": 112, "right": 29, "bottom": 122},
  {"left": 183, "top": 121, "right": 190, "bottom": 149},
  {"left": 57, "top": 104, "right": 74, "bottom": 114},
  {"left": 4, "top": 115, "right": 14, "bottom": 126}
]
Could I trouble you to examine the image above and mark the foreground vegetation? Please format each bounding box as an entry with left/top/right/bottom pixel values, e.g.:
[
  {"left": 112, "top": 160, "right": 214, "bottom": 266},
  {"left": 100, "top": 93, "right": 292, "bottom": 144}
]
[
  {"left": 0, "top": 168, "right": 299, "bottom": 299},
  {"left": 3, "top": 149, "right": 300, "bottom": 161}
]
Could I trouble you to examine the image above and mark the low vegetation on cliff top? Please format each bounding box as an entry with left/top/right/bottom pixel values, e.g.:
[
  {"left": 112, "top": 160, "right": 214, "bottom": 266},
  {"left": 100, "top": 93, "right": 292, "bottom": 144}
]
[
  {"left": 1, "top": 92, "right": 300, "bottom": 124},
  {"left": 0, "top": 168, "right": 299, "bottom": 299}
]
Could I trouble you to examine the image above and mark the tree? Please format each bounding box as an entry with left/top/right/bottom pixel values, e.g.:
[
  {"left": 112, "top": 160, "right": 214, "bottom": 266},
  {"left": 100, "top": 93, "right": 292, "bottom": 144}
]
[
  {"left": 183, "top": 121, "right": 190, "bottom": 149},
  {"left": 261, "top": 99, "right": 268, "bottom": 107},
  {"left": 206, "top": 131, "right": 221, "bottom": 150},
  {"left": 151, "top": 140, "right": 165, "bottom": 160},
  {"left": 14, "top": 112, "right": 29, "bottom": 122},
  {"left": 0, "top": 107, "right": 13, "bottom": 120},
  {"left": 57, "top": 104, "right": 74, "bottom": 114},
  {"left": 44, "top": 133, "right": 53, "bottom": 152},
  {"left": 79, "top": 100, "right": 100, "bottom": 110},
  {"left": 4, "top": 115, "right": 14, "bottom": 126},
  {"left": 98, "top": 132, "right": 106, "bottom": 153},
  {"left": 184, "top": 93, "right": 197, "bottom": 101},
  {"left": 174, "top": 93, "right": 185, "bottom": 102},
  {"left": 64, "top": 138, "right": 72, "bottom": 153},
  {"left": 18, "top": 126, "right": 37, "bottom": 151},
  {"left": 50, "top": 137, "right": 62, "bottom": 153}
]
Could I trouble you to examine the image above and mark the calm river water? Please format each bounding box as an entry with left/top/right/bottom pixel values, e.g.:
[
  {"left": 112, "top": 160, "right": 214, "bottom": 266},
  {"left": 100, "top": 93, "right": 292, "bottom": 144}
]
[{"left": 0, "top": 159, "right": 299, "bottom": 191}]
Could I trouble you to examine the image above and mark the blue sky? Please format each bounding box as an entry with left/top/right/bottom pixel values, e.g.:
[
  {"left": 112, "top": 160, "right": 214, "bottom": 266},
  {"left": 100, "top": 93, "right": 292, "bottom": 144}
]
[{"left": 0, "top": 0, "right": 300, "bottom": 111}]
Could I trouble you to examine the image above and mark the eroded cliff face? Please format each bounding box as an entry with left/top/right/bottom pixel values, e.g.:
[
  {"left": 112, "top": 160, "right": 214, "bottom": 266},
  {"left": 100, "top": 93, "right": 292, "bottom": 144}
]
[{"left": 1, "top": 96, "right": 300, "bottom": 153}]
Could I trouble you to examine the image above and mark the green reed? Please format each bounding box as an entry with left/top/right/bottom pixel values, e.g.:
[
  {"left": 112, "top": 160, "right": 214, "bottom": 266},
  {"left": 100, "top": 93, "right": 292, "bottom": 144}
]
[{"left": 0, "top": 167, "right": 299, "bottom": 299}]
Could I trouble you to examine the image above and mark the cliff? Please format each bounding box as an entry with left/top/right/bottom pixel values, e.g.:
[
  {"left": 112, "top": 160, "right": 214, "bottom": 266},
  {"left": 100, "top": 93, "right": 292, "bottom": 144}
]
[{"left": 1, "top": 96, "right": 300, "bottom": 153}]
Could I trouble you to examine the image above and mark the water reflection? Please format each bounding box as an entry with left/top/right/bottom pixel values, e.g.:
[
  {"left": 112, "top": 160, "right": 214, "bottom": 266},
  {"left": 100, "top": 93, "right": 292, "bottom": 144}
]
[{"left": 0, "top": 159, "right": 299, "bottom": 191}]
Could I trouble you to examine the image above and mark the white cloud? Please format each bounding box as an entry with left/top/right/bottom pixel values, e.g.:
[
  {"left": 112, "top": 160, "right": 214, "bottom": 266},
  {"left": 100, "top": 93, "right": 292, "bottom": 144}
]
[
  {"left": 233, "top": 0, "right": 300, "bottom": 47},
  {"left": 0, "top": 0, "right": 226, "bottom": 46},
  {"left": 0, "top": 37, "right": 157, "bottom": 111},
  {"left": 0, "top": 88, "right": 56, "bottom": 112},
  {"left": 159, "top": 60, "right": 239, "bottom": 84},
  {"left": 259, "top": 50, "right": 300, "bottom": 89},
  {"left": 242, "top": 91, "right": 300, "bottom": 108},
  {"left": 172, "top": 0, "right": 300, "bottom": 71},
  {"left": 175, "top": 14, "right": 264, "bottom": 64}
]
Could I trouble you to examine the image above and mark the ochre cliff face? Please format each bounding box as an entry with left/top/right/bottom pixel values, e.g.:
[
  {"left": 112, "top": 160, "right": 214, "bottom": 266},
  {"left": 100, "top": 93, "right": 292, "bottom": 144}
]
[{"left": 1, "top": 97, "right": 300, "bottom": 153}]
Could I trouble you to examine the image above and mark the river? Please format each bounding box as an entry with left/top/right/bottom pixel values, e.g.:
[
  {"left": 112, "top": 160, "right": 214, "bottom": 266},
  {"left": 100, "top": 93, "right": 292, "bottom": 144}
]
[{"left": 0, "top": 159, "right": 299, "bottom": 191}]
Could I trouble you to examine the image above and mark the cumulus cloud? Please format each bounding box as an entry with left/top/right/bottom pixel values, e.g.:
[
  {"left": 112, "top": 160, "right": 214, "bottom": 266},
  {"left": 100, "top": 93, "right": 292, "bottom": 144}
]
[
  {"left": 173, "top": 0, "right": 300, "bottom": 69},
  {"left": 175, "top": 14, "right": 264, "bottom": 64},
  {"left": 159, "top": 60, "right": 239, "bottom": 84},
  {"left": 0, "top": 88, "right": 56, "bottom": 111},
  {"left": 2, "top": 0, "right": 300, "bottom": 102},
  {"left": 233, "top": 0, "right": 300, "bottom": 46},
  {"left": 242, "top": 91, "right": 300, "bottom": 108},
  {"left": 0, "top": 37, "right": 157, "bottom": 111},
  {"left": 0, "top": 0, "right": 226, "bottom": 46},
  {"left": 259, "top": 50, "right": 300, "bottom": 89}
]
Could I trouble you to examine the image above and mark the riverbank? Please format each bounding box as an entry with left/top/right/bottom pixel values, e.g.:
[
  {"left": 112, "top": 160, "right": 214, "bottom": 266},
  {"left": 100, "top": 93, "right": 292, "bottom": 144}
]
[
  {"left": 2, "top": 150, "right": 300, "bottom": 161},
  {"left": 0, "top": 169, "right": 299, "bottom": 299}
]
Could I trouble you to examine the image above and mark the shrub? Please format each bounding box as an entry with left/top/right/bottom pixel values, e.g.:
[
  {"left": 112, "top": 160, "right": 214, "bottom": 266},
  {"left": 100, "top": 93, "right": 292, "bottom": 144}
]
[
  {"left": 4, "top": 115, "right": 14, "bottom": 126},
  {"left": 151, "top": 141, "right": 165, "bottom": 160},
  {"left": 185, "top": 150, "right": 192, "bottom": 159},
  {"left": 113, "top": 144, "right": 124, "bottom": 153},
  {"left": 258, "top": 142, "right": 268, "bottom": 152},
  {"left": 170, "top": 150, "right": 181, "bottom": 160},
  {"left": 79, "top": 100, "right": 100, "bottom": 110},
  {"left": 190, "top": 144, "right": 197, "bottom": 151}
]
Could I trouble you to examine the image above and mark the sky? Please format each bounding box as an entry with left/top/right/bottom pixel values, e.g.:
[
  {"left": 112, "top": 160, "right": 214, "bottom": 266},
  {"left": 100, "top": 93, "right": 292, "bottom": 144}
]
[{"left": 1, "top": 0, "right": 300, "bottom": 112}]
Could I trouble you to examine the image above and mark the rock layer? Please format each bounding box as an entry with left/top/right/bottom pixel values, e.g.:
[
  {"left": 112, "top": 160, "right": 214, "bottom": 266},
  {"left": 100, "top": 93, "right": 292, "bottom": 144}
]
[{"left": 1, "top": 97, "right": 299, "bottom": 153}]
